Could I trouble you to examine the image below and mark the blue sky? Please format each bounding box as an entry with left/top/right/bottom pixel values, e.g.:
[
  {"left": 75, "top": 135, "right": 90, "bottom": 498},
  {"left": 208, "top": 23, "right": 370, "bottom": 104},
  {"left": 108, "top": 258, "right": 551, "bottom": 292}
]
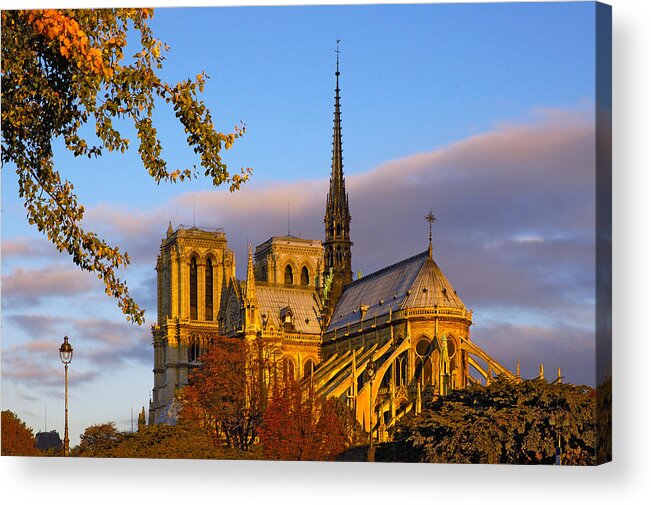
[{"left": 2, "top": 2, "right": 600, "bottom": 446}]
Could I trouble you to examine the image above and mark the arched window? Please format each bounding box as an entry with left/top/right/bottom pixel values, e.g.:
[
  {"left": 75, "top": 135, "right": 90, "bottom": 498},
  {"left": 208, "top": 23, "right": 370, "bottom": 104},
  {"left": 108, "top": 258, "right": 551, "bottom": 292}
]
[
  {"left": 284, "top": 264, "right": 293, "bottom": 285},
  {"left": 414, "top": 337, "right": 433, "bottom": 386},
  {"left": 188, "top": 340, "right": 201, "bottom": 362},
  {"left": 190, "top": 256, "right": 198, "bottom": 320},
  {"left": 303, "top": 359, "right": 315, "bottom": 378},
  {"left": 285, "top": 358, "right": 295, "bottom": 382},
  {"left": 301, "top": 266, "right": 309, "bottom": 286},
  {"left": 205, "top": 258, "right": 213, "bottom": 321}
]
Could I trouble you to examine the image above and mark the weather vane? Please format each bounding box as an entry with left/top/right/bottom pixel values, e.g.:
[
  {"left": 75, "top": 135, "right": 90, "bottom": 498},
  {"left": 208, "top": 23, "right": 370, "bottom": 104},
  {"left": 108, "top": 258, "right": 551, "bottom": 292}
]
[{"left": 425, "top": 210, "right": 436, "bottom": 258}]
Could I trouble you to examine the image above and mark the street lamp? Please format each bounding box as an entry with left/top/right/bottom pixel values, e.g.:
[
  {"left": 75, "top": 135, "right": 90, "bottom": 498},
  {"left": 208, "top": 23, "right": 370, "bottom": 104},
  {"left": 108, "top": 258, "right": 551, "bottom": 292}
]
[
  {"left": 366, "top": 359, "right": 376, "bottom": 461},
  {"left": 549, "top": 412, "right": 569, "bottom": 465},
  {"left": 59, "top": 336, "right": 73, "bottom": 456}
]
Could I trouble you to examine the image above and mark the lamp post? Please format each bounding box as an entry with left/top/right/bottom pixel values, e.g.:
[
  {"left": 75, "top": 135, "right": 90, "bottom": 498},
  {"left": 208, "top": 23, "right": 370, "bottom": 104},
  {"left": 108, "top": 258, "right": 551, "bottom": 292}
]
[
  {"left": 59, "top": 336, "right": 73, "bottom": 456},
  {"left": 549, "top": 413, "right": 569, "bottom": 465},
  {"left": 366, "top": 359, "right": 376, "bottom": 461}
]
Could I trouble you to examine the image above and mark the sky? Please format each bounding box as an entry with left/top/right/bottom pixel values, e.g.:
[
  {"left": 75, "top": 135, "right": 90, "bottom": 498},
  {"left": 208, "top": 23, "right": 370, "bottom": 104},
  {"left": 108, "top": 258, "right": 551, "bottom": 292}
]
[{"left": 1, "top": 2, "right": 602, "bottom": 447}]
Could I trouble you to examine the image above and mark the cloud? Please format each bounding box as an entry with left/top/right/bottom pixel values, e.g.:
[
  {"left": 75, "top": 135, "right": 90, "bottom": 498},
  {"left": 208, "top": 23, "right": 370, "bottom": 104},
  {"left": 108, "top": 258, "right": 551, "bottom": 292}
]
[
  {"left": 471, "top": 322, "right": 596, "bottom": 387},
  {"left": 1, "top": 237, "right": 59, "bottom": 260},
  {"left": 2, "top": 350, "right": 101, "bottom": 395},
  {"left": 1, "top": 316, "right": 151, "bottom": 393},
  {"left": 4, "top": 105, "right": 599, "bottom": 385},
  {"left": 87, "top": 105, "right": 595, "bottom": 318},
  {"left": 129, "top": 271, "right": 158, "bottom": 314},
  {"left": 203, "top": 107, "right": 596, "bottom": 384},
  {"left": 1, "top": 265, "right": 98, "bottom": 307},
  {"left": 83, "top": 204, "right": 170, "bottom": 267},
  {"left": 5, "top": 314, "right": 65, "bottom": 337},
  {"left": 67, "top": 317, "right": 152, "bottom": 367}
]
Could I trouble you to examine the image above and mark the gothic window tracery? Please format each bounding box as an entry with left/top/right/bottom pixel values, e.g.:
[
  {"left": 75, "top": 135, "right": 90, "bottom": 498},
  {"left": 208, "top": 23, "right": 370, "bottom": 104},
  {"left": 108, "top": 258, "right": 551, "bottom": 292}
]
[
  {"left": 301, "top": 266, "right": 309, "bottom": 286},
  {"left": 415, "top": 336, "right": 433, "bottom": 386}
]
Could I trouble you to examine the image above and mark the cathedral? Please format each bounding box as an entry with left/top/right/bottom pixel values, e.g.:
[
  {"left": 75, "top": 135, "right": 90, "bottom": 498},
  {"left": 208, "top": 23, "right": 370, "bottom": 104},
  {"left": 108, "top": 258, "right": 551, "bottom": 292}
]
[{"left": 149, "top": 53, "right": 517, "bottom": 441}]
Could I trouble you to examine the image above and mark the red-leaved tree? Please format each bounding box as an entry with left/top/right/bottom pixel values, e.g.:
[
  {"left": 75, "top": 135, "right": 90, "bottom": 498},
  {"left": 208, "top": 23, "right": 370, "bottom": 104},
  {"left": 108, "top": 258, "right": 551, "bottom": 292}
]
[
  {"left": 1, "top": 410, "right": 40, "bottom": 456},
  {"left": 260, "top": 380, "right": 357, "bottom": 461},
  {"left": 179, "top": 337, "right": 272, "bottom": 451}
]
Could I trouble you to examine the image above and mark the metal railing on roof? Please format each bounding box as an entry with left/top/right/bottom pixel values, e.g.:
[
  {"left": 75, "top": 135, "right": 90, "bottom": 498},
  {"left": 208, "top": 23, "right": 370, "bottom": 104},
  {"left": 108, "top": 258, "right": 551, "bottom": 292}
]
[
  {"left": 176, "top": 224, "right": 225, "bottom": 233},
  {"left": 326, "top": 306, "right": 473, "bottom": 340}
]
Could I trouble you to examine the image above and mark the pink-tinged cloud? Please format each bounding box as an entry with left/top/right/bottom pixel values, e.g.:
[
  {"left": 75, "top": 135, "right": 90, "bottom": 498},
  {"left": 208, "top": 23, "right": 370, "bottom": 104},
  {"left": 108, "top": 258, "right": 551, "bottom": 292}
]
[
  {"left": 84, "top": 107, "right": 594, "bottom": 264},
  {"left": 1, "top": 315, "right": 151, "bottom": 393},
  {"left": 1, "top": 362, "right": 100, "bottom": 389},
  {"left": 92, "top": 106, "right": 595, "bottom": 311},
  {"left": 5, "top": 106, "right": 599, "bottom": 385},
  {"left": 6, "top": 313, "right": 149, "bottom": 352},
  {"left": 1, "top": 237, "right": 59, "bottom": 260},
  {"left": 1, "top": 265, "right": 98, "bottom": 307}
]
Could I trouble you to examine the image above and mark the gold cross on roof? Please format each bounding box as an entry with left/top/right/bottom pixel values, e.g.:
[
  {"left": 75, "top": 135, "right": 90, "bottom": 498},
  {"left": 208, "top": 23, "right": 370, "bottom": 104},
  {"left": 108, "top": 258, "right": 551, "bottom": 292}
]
[{"left": 425, "top": 210, "right": 436, "bottom": 258}]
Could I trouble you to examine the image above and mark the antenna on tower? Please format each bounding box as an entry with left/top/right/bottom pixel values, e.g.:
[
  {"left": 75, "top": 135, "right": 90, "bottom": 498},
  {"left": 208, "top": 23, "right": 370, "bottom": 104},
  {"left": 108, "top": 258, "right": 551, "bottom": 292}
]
[
  {"left": 287, "top": 202, "right": 290, "bottom": 236},
  {"left": 192, "top": 194, "right": 196, "bottom": 228}
]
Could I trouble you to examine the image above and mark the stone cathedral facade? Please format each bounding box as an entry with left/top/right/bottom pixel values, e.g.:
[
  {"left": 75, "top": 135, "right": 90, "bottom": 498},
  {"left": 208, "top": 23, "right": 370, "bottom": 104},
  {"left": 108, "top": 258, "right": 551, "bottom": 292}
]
[{"left": 149, "top": 57, "right": 516, "bottom": 440}]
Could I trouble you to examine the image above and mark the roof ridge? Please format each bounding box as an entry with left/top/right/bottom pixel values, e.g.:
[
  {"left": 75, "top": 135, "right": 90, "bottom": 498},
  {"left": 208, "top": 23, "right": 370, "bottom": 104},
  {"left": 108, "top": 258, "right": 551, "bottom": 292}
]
[
  {"left": 405, "top": 255, "right": 466, "bottom": 309},
  {"left": 257, "top": 283, "right": 317, "bottom": 292},
  {"left": 344, "top": 250, "right": 429, "bottom": 288}
]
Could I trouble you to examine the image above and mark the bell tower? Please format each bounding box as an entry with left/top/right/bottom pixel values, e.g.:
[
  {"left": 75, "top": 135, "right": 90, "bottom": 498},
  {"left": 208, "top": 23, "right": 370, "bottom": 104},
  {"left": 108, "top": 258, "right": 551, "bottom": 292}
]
[
  {"left": 150, "top": 224, "right": 235, "bottom": 424},
  {"left": 324, "top": 41, "right": 353, "bottom": 313}
]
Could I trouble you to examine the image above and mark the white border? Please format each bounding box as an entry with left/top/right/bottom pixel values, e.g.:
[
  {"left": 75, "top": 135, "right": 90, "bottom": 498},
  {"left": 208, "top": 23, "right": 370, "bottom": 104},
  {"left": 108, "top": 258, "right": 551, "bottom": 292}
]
[{"left": 2, "top": 1, "right": 649, "bottom": 503}]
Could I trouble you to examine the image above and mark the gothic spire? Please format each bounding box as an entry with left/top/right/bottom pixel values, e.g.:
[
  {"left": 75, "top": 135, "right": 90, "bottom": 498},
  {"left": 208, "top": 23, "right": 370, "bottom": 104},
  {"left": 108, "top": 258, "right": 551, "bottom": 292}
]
[
  {"left": 245, "top": 243, "right": 256, "bottom": 304},
  {"left": 328, "top": 39, "right": 346, "bottom": 210},
  {"left": 324, "top": 40, "right": 353, "bottom": 314}
]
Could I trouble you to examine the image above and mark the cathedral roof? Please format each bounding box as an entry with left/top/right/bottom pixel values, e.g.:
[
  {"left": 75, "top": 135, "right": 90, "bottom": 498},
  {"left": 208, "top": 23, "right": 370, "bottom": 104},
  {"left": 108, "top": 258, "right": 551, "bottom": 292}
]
[
  {"left": 326, "top": 251, "right": 467, "bottom": 333},
  {"left": 256, "top": 285, "right": 322, "bottom": 334}
]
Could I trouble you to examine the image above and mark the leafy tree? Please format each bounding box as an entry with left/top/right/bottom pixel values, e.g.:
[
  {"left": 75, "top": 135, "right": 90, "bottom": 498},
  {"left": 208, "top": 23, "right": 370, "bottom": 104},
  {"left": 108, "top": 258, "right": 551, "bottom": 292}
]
[
  {"left": 1, "top": 410, "right": 41, "bottom": 456},
  {"left": 75, "top": 423, "right": 261, "bottom": 459},
  {"left": 179, "top": 337, "right": 268, "bottom": 451},
  {"left": 596, "top": 376, "right": 612, "bottom": 464},
  {"left": 260, "top": 380, "right": 361, "bottom": 461},
  {"left": 390, "top": 377, "right": 596, "bottom": 465},
  {"left": 137, "top": 406, "right": 146, "bottom": 432},
  {"left": 1, "top": 9, "right": 250, "bottom": 324},
  {"left": 107, "top": 424, "right": 255, "bottom": 459},
  {"left": 73, "top": 421, "right": 121, "bottom": 456}
]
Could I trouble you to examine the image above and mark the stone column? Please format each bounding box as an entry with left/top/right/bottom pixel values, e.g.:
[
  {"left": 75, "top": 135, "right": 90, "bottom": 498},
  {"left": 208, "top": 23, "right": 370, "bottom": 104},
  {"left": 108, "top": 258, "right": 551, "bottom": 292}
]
[
  {"left": 180, "top": 254, "right": 189, "bottom": 319},
  {"left": 214, "top": 258, "right": 223, "bottom": 318},
  {"left": 170, "top": 250, "right": 179, "bottom": 318},
  {"left": 156, "top": 259, "right": 163, "bottom": 323}
]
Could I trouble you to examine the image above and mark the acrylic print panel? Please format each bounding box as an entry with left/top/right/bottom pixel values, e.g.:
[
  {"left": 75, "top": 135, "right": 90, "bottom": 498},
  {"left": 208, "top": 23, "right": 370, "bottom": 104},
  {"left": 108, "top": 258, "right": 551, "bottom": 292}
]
[{"left": 1, "top": 1, "right": 611, "bottom": 465}]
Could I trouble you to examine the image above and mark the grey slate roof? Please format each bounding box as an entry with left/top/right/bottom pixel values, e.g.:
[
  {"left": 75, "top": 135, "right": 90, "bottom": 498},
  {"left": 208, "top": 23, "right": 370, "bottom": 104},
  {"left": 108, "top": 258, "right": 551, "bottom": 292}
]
[
  {"left": 326, "top": 251, "right": 466, "bottom": 332},
  {"left": 256, "top": 284, "right": 322, "bottom": 334}
]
